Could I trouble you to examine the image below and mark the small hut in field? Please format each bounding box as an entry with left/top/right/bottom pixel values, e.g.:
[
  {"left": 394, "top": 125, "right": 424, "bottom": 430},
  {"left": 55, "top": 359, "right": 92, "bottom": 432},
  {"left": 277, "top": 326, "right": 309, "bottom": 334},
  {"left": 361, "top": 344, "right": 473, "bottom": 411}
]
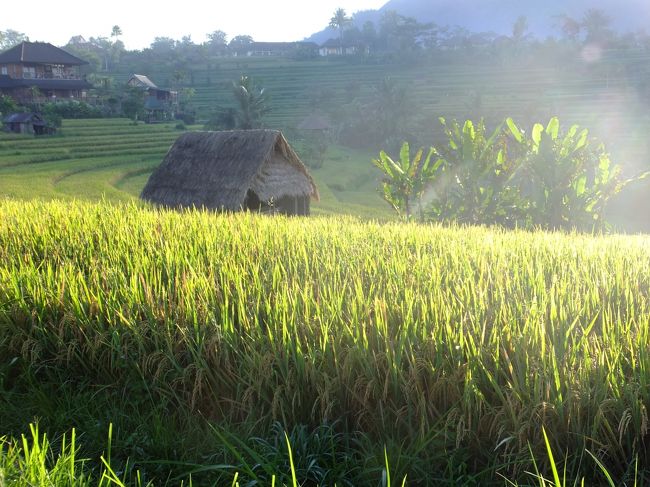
[
  {"left": 2, "top": 112, "right": 51, "bottom": 135},
  {"left": 140, "top": 130, "right": 318, "bottom": 215},
  {"left": 297, "top": 113, "right": 332, "bottom": 132}
]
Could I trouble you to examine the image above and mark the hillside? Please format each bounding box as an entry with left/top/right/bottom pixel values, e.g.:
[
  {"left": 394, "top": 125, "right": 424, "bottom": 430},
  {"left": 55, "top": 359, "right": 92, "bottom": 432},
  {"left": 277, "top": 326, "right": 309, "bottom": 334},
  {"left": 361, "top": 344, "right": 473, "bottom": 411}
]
[{"left": 307, "top": 0, "right": 649, "bottom": 43}]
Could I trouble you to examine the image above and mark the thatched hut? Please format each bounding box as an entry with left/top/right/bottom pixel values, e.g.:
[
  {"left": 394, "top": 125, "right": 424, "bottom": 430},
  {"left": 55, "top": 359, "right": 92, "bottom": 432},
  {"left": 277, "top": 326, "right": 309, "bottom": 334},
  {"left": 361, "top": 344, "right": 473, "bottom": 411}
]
[
  {"left": 140, "top": 130, "right": 318, "bottom": 215},
  {"left": 297, "top": 113, "right": 332, "bottom": 132}
]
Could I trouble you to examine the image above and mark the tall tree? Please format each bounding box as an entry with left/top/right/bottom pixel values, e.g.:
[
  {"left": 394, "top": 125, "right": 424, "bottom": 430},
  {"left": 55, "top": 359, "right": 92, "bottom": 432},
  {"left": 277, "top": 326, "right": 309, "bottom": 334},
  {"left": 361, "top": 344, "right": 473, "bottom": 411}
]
[
  {"left": 206, "top": 30, "right": 228, "bottom": 54},
  {"left": 511, "top": 16, "right": 529, "bottom": 43},
  {"left": 554, "top": 15, "right": 581, "bottom": 42},
  {"left": 228, "top": 35, "right": 254, "bottom": 56},
  {"left": 329, "top": 8, "right": 352, "bottom": 54},
  {"left": 0, "top": 29, "right": 28, "bottom": 50},
  {"left": 582, "top": 9, "right": 613, "bottom": 44},
  {"left": 110, "top": 25, "right": 122, "bottom": 40},
  {"left": 231, "top": 75, "right": 271, "bottom": 129}
]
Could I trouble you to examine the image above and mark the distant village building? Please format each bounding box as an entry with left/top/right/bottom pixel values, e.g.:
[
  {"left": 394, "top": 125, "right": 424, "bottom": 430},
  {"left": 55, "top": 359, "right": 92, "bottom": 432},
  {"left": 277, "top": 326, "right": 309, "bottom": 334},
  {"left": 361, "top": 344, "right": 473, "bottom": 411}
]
[
  {"left": 126, "top": 74, "right": 177, "bottom": 122},
  {"left": 318, "top": 39, "right": 367, "bottom": 56},
  {"left": 141, "top": 130, "right": 318, "bottom": 215},
  {"left": 243, "top": 42, "right": 318, "bottom": 57},
  {"left": 297, "top": 113, "right": 332, "bottom": 132},
  {"left": 2, "top": 112, "right": 53, "bottom": 135},
  {"left": 67, "top": 36, "right": 91, "bottom": 47},
  {"left": 0, "top": 42, "right": 92, "bottom": 103}
]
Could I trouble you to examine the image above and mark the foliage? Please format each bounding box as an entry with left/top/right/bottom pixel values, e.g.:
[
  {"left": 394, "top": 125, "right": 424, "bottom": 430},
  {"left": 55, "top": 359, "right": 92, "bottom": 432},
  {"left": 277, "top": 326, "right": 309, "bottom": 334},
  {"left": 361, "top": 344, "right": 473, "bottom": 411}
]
[
  {"left": 297, "top": 133, "right": 329, "bottom": 169},
  {"left": 228, "top": 35, "right": 254, "bottom": 55},
  {"left": 336, "top": 77, "right": 415, "bottom": 149},
  {"left": 505, "top": 117, "right": 648, "bottom": 230},
  {"left": 378, "top": 11, "right": 436, "bottom": 53},
  {"left": 375, "top": 117, "right": 648, "bottom": 231},
  {"left": 1, "top": 200, "right": 650, "bottom": 484},
  {"left": 372, "top": 142, "right": 436, "bottom": 219},
  {"left": 121, "top": 87, "right": 145, "bottom": 122},
  {"left": 0, "top": 29, "right": 28, "bottom": 50},
  {"left": 329, "top": 8, "right": 352, "bottom": 53},
  {"left": 42, "top": 101, "right": 103, "bottom": 120},
  {"left": 0, "top": 94, "right": 18, "bottom": 116},
  {"left": 427, "top": 118, "right": 520, "bottom": 226},
  {"left": 204, "top": 107, "right": 237, "bottom": 130},
  {"left": 229, "top": 75, "right": 271, "bottom": 129}
]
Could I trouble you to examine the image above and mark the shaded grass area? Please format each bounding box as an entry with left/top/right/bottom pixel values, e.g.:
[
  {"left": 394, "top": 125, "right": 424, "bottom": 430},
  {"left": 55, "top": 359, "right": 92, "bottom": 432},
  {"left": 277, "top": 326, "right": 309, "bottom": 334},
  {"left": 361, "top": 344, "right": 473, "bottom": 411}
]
[
  {"left": 1, "top": 200, "right": 649, "bottom": 485},
  {"left": 0, "top": 119, "right": 391, "bottom": 219}
]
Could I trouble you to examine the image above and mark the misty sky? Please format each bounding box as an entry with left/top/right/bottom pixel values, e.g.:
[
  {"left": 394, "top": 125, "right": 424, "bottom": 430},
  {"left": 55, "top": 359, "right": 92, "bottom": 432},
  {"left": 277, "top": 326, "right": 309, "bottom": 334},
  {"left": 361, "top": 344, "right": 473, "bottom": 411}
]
[{"left": 3, "top": 0, "right": 386, "bottom": 49}]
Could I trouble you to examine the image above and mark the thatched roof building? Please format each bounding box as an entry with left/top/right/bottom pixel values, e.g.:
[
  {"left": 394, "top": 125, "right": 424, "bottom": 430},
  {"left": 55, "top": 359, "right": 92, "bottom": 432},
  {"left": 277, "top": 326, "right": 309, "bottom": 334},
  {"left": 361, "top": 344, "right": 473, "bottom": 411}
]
[
  {"left": 141, "top": 130, "right": 318, "bottom": 215},
  {"left": 297, "top": 113, "right": 332, "bottom": 131}
]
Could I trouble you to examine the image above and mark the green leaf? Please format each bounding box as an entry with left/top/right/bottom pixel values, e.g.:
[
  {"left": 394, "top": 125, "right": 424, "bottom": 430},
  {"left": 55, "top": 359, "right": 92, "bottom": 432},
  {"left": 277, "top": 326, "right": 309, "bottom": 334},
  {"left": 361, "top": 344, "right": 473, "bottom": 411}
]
[
  {"left": 574, "top": 175, "right": 587, "bottom": 196},
  {"left": 399, "top": 142, "right": 410, "bottom": 172},
  {"left": 463, "top": 120, "right": 475, "bottom": 140},
  {"left": 505, "top": 118, "right": 523, "bottom": 143},
  {"left": 545, "top": 117, "right": 560, "bottom": 139},
  {"left": 409, "top": 148, "right": 423, "bottom": 178},
  {"left": 574, "top": 129, "right": 588, "bottom": 151},
  {"left": 542, "top": 428, "right": 562, "bottom": 487},
  {"left": 384, "top": 153, "right": 405, "bottom": 176},
  {"left": 598, "top": 155, "right": 611, "bottom": 183},
  {"left": 421, "top": 147, "right": 436, "bottom": 173},
  {"left": 462, "top": 120, "right": 476, "bottom": 160},
  {"left": 483, "top": 121, "right": 504, "bottom": 152},
  {"left": 532, "top": 123, "right": 543, "bottom": 148},
  {"left": 496, "top": 149, "right": 504, "bottom": 165}
]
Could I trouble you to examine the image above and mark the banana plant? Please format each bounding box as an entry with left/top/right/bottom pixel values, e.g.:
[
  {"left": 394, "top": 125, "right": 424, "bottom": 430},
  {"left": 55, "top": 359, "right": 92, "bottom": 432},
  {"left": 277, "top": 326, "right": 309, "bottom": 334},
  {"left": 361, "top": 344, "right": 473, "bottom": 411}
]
[
  {"left": 432, "top": 118, "right": 521, "bottom": 226},
  {"left": 506, "top": 117, "right": 649, "bottom": 230},
  {"left": 372, "top": 142, "right": 438, "bottom": 220}
]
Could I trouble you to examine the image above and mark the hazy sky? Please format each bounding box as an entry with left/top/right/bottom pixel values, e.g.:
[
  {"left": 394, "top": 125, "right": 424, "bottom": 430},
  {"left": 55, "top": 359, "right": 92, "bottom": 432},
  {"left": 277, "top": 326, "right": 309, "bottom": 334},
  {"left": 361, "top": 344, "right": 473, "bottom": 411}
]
[{"left": 3, "top": 0, "right": 387, "bottom": 49}]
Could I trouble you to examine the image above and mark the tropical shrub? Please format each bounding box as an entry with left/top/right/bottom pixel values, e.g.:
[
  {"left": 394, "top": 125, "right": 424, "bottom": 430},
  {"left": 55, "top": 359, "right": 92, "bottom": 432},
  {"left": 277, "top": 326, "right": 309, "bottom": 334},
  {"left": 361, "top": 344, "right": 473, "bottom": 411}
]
[
  {"left": 374, "top": 117, "right": 648, "bottom": 230},
  {"left": 0, "top": 94, "right": 18, "bottom": 117},
  {"left": 372, "top": 141, "right": 436, "bottom": 220},
  {"left": 505, "top": 117, "right": 647, "bottom": 231},
  {"left": 427, "top": 118, "right": 522, "bottom": 226},
  {"left": 42, "top": 100, "right": 103, "bottom": 119}
]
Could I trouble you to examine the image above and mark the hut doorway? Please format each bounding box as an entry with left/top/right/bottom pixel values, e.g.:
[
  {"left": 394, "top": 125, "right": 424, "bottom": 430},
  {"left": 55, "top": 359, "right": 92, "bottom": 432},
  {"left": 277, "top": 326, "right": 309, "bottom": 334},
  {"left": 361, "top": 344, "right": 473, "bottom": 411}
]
[{"left": 243, "top": 189, "right": 274, "bottom": 213}]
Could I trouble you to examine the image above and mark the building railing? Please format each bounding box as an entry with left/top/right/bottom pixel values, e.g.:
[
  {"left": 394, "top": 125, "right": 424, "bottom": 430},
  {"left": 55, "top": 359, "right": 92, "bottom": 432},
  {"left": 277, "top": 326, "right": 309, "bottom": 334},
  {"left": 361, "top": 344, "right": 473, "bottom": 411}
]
[{"left": 22, "top": 74, "right": 83, "bottom": 80}]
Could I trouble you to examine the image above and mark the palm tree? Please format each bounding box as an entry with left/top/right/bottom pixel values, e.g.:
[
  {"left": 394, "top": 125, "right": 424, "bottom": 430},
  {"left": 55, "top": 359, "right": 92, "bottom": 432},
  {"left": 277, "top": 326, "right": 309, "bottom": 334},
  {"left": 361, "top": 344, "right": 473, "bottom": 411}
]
[
  {"left": 511, "top": 16, "right": 529, "bottom": 44},
  {"left": 581, "top": 9, "right": 612, "bottom": 44},
  {"left": 231, "top": 75, "right": 271, "bottom": 129},
  {"left": 111, "top": 25, "right": 122, "bottom": 41},
  {"left": 329, "top": 8, "right": 352, "bottom": 55}
]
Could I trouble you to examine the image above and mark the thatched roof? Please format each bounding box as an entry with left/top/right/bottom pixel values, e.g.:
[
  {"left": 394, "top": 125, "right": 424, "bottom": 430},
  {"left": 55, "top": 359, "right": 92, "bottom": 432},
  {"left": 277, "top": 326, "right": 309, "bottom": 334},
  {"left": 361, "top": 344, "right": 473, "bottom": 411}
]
[
  {"left": 298, "top": 113, "right": 332, "bottom": 131},
  {"left": 141, "top": 130, "right": 319, "bottom": 211},
  {"left": 0, "top": 42, "right": 88, "bottom": 65},
  {"left": 128, "top": 74, "right": 158, "bottom": 89}
]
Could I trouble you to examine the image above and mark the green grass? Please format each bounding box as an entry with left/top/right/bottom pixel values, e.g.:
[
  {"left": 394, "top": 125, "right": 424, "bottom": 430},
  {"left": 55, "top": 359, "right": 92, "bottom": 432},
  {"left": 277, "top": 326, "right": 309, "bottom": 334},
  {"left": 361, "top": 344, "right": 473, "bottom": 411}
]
[
  {"left": 1, "top": 199, "right": 649, "bottom": 485},
  {"left": 0, "top": 119, "right": 392, "bottom": 219}
]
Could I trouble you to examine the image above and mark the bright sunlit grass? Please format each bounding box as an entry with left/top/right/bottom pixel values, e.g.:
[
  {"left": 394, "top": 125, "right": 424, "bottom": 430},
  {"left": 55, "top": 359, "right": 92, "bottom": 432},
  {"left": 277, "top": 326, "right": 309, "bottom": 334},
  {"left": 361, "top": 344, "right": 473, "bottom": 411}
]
[{"left": 0, "top": 199, "right": 648, "bottom": 485}]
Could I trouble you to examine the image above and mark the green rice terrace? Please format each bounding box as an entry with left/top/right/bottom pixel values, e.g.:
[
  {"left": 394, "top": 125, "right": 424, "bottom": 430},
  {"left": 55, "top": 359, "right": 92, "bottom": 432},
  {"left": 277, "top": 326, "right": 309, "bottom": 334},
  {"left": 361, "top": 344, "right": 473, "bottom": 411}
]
[
  {"left": 0, "top": 118, "right": 390, "bottom": 219},
  {"left": 1, "top": 50, "right": 650, "bottom": 485},
  {"left": 1, "top": 200, "right": 649, "bottom": 485}
]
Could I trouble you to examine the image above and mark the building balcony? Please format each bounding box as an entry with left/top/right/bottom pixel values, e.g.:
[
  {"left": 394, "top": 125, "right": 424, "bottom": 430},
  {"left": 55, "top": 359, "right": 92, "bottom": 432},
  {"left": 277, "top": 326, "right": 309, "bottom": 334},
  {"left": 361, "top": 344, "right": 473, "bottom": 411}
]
[{"left": 22, "top": 73, "right": 83, "bottom": 81}]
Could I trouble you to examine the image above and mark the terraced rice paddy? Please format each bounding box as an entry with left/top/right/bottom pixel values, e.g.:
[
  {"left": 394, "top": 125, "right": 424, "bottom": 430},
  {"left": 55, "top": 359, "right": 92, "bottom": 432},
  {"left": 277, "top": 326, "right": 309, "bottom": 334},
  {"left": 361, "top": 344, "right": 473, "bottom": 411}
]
[
  {"left": 0, "top": 119, "right": 390, "bottom": 218},
  {"left": 1, "top": 200, "right": 649, "bottom": 485}
]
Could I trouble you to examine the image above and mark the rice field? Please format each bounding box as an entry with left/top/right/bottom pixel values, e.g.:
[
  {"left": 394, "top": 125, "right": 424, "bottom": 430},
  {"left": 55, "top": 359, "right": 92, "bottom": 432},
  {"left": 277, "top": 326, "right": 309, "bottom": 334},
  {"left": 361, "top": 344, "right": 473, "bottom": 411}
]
[
  {"left": 1, "top": 199, "right": 649, "bottom": 485},
  {"left": 0, "top": 119, "right": 390, "bottom": 219}
]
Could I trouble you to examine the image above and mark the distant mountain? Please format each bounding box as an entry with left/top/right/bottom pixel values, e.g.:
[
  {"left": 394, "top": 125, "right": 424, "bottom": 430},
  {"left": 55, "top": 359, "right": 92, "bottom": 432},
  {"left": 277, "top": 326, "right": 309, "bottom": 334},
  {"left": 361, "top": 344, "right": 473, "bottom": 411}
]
[{"left": 306, "top": 0, "right": 650, "bottom": 44}]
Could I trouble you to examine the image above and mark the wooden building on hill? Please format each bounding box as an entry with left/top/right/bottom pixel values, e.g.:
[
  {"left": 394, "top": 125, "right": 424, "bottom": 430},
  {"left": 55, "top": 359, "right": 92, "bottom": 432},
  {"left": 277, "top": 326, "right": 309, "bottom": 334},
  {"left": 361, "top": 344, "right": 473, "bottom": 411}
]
[
  {"left": 126, "top": 74, "right": 177, "bottom": 122},
  {"left": 318, "top": 39, "right": 367, "bottom": 56},
  {"left": 243, "top": 42, "right": 318, "bottom": 57},
  {"left": 141, "top": 130, "right": 318, "bottom": 215},
  {"left": 2, "top": 112, "right": 53, "bottom": 135},
  {"left": 0, "top": 42, "right": 92, "bottom": 103}
]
